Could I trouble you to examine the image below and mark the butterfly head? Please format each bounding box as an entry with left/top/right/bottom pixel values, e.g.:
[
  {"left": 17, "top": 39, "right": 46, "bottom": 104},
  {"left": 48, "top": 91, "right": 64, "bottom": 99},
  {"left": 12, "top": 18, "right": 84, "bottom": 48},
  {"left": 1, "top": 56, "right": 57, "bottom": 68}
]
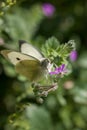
[{"left": 41, "top": 58, "right": 52, "bottom": 72}]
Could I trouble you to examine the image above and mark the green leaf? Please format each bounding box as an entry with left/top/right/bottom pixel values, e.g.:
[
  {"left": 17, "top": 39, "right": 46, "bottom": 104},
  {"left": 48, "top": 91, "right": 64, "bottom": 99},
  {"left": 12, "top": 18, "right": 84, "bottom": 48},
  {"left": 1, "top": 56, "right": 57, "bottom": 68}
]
[
  {"left": 26, "top": 105, "right": 53, "bottom": 130},
  {"left": 42, "top": 36, "right": 60, "bottom": 58},
  {"left": 45, "top": 36, "right": 60, "bottom": 49}
]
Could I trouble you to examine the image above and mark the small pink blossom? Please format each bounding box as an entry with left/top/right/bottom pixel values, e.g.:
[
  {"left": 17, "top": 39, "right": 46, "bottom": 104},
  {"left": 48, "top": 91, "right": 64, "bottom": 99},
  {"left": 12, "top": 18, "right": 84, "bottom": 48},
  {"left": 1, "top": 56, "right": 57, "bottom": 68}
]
[
  {"left": 70, "top": 50, "right": 77, "bottom": 61},
  {"left": 49, "top": 64, "right": 67, "bottom": 75},
  {"left": 42, "top": 3, "right": 55, "bottom": 17}
]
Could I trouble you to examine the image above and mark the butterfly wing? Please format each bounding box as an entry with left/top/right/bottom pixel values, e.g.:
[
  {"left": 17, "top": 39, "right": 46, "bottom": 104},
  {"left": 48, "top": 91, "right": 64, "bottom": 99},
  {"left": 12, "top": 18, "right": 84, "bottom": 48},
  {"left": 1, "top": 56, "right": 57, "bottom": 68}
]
[
  {"left": 1, "top": 50, "right": 44, "bottom": 81},
  {"left": 1, "top": 50, "right": 37, "bottom": 65},
  {"left": 19, "top": 40, "right": 44, "bottom": 61},
  {"left": 15, "top": 60, "right": 43, "bottom": 81}
]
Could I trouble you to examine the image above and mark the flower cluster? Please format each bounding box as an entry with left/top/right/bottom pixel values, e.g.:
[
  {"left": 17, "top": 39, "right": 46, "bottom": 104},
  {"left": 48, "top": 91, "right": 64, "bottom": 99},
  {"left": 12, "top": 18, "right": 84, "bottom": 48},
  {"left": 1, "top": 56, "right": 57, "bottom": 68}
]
[{"left": 49, "top": 64, "right": 66, "bottom": 75}]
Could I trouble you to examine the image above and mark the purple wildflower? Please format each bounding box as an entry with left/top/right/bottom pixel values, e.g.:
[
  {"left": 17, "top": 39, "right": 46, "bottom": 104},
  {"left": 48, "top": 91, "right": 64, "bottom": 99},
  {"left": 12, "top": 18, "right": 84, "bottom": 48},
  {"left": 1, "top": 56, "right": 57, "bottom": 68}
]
[
  {"left": 42, "top": 3, "right": 55, "bottom": 17},
  {"left": 70, "top": 50, "right": 77, "bottom": 61},
  {"left": 49, "top": 64, "right": 66, "bottom": 75}
]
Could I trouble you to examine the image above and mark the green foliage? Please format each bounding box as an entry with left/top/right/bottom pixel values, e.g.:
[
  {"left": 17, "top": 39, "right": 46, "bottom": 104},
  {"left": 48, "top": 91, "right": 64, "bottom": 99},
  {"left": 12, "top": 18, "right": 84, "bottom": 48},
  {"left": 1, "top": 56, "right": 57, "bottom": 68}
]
[
  {"left": 0, "top": 0, "right": 16, "bottom": 15},
  {"left": 0, "top": 4, "right": 44, "bottom": 44},
  {"left": 6, "top": 105, "right": 53, "bottom": 130},
  {"left": 42, "top": 36, "right": 60, "bottom": 59},
  {"left": 26, "top": 105, "right": 53, "bottom": 130},
  {"left": 42, "top": 37, "right": 75, "bottom": 65}
]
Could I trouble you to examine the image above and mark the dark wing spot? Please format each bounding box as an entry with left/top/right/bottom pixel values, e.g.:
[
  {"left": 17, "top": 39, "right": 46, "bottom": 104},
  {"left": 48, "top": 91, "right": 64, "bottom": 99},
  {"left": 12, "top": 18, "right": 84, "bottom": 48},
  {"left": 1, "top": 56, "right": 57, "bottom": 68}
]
[{"left": 16, "top": 57, "right": 21, "bottom": 61}]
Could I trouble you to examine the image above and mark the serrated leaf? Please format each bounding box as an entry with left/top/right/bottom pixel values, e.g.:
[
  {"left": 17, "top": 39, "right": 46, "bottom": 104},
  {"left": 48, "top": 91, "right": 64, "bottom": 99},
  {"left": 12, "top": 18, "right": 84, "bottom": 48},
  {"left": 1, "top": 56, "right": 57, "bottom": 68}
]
[{"left": 45, "top": 36, "right": 60, "bottom": 49}]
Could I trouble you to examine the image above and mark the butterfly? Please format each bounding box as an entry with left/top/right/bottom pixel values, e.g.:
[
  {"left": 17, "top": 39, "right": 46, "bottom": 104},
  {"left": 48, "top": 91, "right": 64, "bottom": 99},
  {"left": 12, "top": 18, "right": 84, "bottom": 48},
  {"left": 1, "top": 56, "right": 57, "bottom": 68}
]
[{"left": 1, "top": 40, "right": 51, "bottom": 82}]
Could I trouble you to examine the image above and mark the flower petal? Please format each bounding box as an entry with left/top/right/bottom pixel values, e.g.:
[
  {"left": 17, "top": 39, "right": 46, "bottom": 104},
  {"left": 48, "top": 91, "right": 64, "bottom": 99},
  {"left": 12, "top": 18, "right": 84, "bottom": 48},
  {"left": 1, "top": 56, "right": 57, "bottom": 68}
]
[{"left": 49, "top": 64, "right": 66, "bottom": 75}]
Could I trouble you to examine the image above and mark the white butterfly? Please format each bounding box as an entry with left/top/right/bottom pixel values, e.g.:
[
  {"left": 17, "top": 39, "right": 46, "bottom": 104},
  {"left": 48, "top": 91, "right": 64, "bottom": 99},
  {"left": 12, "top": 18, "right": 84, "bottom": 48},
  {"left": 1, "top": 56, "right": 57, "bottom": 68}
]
[{"left": 1, "top": 40, "right": 51, "bottom": 82}]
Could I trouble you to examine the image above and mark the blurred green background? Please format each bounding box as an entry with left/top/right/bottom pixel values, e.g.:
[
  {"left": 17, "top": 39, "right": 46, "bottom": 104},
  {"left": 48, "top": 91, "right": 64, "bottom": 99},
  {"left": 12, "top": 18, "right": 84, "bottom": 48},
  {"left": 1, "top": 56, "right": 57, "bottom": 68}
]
[{"left": 0, "top": 0, "right": 87, "bottom": 130}]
